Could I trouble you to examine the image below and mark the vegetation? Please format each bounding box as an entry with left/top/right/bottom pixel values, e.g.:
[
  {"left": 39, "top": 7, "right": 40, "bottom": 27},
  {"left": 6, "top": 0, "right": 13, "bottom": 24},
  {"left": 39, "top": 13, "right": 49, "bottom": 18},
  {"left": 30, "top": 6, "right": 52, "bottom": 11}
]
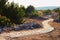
[
  {"left": 0, "top": 0, "right": 38, "bottom": 27},
  {"left": 0, "top": 15, "right": 12, "bottom": 28},
  {"left": 43, "top": 9, "right": 51, "bottom": 15},
  {"left": 0, "top": 0, "right": 59, "bottom": 28},
  {"left": 53, "top": 7, "right": 60, "bottom": 19},
  {"left": 25, "top": 5, "right": 36, "bottom": 17},
  {"left": 52, "top": 7, "right": 60, "bottom": 23}
]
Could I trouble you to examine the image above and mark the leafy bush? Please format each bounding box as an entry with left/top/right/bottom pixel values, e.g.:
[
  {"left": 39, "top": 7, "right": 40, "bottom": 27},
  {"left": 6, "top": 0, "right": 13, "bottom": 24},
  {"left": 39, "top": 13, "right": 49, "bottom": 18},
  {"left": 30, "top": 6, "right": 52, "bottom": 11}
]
[
  {"left": 0, "top": 15, "right": 12, "bottom": 28},
  {"left": 0, "top": 0, "right": 39, "bottom": 27}
]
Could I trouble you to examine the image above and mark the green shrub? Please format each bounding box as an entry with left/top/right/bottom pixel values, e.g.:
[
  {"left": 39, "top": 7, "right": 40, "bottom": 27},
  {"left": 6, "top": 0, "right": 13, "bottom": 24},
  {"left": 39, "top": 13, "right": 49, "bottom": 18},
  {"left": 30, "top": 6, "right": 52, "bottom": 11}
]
[{"left": 0, "top": 15, "right": 12, "bottom": 27}]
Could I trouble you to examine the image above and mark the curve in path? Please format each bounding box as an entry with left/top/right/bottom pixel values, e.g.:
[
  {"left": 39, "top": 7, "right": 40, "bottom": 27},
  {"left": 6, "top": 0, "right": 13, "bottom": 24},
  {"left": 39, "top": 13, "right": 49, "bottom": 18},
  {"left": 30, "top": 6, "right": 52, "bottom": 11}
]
[{"left": 0, "top": 19, "right": 54, "bottom": 38}]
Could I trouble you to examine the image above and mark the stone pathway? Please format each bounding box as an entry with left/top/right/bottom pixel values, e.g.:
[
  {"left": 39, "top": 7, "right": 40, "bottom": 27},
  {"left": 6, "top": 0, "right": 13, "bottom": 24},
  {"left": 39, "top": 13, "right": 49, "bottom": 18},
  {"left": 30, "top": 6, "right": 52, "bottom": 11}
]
[{"left": 0, "top": 18, "right": 54, "bottom": 40}]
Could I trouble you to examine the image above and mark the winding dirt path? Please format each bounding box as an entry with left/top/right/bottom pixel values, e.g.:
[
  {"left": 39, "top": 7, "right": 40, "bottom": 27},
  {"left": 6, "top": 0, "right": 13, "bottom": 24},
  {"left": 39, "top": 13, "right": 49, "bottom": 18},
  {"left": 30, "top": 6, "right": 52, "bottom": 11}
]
[{"left": 0, "top": 19, "right": 54, "bottom": 38}]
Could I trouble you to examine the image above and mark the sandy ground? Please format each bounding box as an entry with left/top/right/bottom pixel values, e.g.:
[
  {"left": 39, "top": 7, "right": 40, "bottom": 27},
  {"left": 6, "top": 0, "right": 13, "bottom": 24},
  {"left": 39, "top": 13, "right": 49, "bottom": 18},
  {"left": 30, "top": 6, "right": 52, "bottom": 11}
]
[
  {"left": 0, "top": 19, "right": 54, "bottom": 38},
  {"left": 0, "top": 19, "right": 56, "bottom": 40},
  {"left": 9, "top": 20, "right": 60, "bottom": 40}
]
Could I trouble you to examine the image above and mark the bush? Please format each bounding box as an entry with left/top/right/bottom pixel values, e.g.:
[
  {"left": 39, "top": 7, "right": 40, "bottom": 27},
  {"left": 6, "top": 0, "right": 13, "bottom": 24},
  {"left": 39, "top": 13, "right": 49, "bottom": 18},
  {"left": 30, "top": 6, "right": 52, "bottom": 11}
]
[{"left": 0, "top": 15, "right": 12, "bottom": 28}]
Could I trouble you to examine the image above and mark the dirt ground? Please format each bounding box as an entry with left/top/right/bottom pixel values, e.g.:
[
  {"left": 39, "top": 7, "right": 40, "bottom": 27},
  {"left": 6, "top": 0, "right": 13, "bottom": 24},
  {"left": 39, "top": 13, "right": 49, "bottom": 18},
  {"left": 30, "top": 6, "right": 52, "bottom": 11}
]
[
  {"left": 9, "top": 20, "right": 60, "bottom": 40},
  {"left": 0, "top": 19, "right": 60, "bottom": 40}
]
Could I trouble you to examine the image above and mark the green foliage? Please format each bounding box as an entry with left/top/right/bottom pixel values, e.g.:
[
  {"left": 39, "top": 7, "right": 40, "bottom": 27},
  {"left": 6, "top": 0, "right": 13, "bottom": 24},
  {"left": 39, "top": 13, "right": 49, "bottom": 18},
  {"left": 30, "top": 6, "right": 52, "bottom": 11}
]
[
  {"left": 16, "top": 5, "right": 25, "bottom": 24},
  {"left": 0, "top": 0, "right": 38, "bottom": 27},
  {"left": 0, "top": 1, "right": 26, "bottom": 25},
  {"left": 53, "top": 7, "right": 60, "bottom": 19},
  {"left": 3, "top": 2, "right": 26, "bottom": 24},
  {"left": 25, "top": 5, "right": 38, "bottom": 17},
  {"left": 0, "top": 15, "right": 12, "bottom": 27},
  {"left": 58, "top": 8, "right": 60, "bottom": 19},
  {"left": 0, "top": 0, "right": 7, "bottom": 15},
  {"left": 43, "top": 9, "right": 51, "bottom": 15},
  {"left": 30, "top": 10, "right": 39, "bottom": 17},
  {"left": 25, "top": 5, "right": 35, "bottom": 17},
  {"left": 0, "top": 0, "right": 7, "bottom": 8}
]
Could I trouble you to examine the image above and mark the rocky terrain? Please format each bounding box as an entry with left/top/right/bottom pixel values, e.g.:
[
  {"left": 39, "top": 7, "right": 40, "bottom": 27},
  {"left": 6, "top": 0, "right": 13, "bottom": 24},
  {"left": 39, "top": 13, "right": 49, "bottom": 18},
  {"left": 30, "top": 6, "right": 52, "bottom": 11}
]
[
  {"left": 9, "top": 20, "right": 60, "bottom": 40},
  {"left": 0, "top": 18, "right": 59, "bottom": 40}
]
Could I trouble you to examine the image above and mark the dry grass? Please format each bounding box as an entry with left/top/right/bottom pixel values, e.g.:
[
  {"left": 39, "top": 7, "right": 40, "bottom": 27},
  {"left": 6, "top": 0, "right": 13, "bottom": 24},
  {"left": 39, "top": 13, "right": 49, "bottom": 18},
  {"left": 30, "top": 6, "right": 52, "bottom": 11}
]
[
  {"left": 24, "top": 18, "right": 43, "bottom": 26},
  {"left": 10, "top": 20, "right": 60, "bottom": 40},
  {"left": 1, "top": 19, "right": 60, "bottom": 40}
]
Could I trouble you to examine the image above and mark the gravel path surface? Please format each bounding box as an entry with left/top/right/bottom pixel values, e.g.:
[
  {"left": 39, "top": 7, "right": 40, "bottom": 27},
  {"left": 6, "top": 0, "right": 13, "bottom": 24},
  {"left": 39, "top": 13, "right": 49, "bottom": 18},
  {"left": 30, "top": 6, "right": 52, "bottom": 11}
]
[{"left": 0, "top": 19, "right": 54, "bottom": 40}]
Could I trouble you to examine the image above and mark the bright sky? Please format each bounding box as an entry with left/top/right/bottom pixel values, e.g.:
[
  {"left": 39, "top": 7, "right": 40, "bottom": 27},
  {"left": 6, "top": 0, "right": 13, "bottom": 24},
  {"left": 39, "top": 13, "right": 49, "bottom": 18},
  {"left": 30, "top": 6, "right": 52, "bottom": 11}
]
[{"left": 8, "top": 0, "right": 60, "bottom": 8}]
